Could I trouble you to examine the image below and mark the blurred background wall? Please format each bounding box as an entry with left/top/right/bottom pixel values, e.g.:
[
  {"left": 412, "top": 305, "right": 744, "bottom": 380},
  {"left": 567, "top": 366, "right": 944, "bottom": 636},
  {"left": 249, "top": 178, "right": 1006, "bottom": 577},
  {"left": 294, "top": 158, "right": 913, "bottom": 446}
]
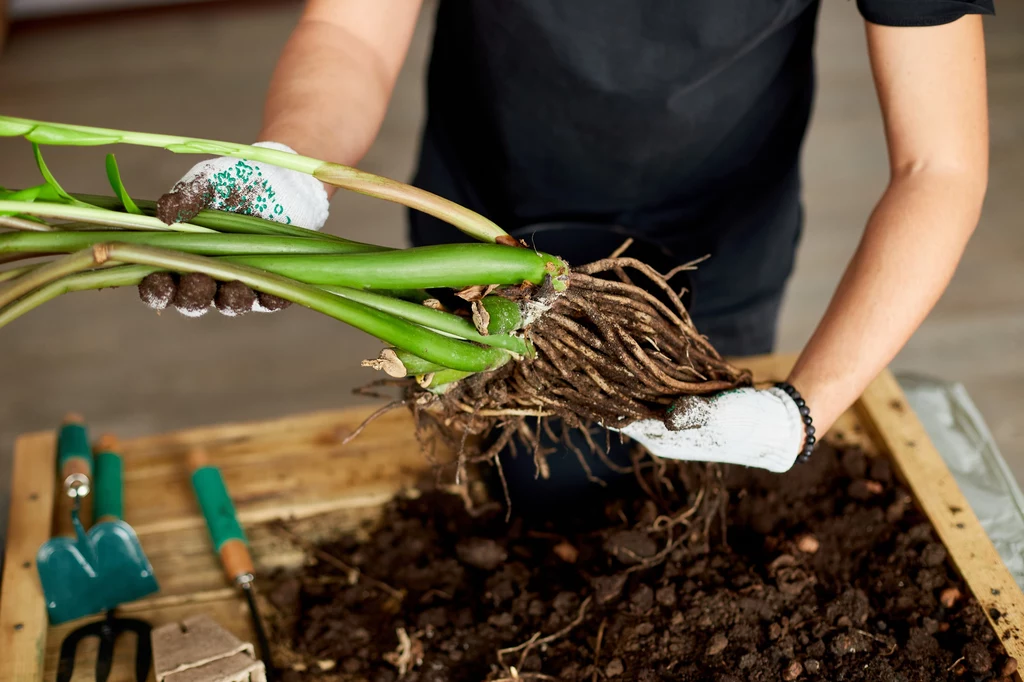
[{"left": 0, "top": 1, "right": 1021, "bottom": 538}]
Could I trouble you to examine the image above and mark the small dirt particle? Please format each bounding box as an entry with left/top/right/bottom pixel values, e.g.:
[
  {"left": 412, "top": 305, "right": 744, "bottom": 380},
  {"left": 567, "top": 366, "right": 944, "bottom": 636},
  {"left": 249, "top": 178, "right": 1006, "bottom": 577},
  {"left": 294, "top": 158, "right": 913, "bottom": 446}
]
[
  {"left": 591, "top": 574, "right": 628, "bottom": 605},
  {"left": 964, "top": 641, "right": 993, "bottom": 673},
  {"left": 796, "top": 534, "right": 820, "bottom": 554},
  {"left": 940, "top": 587, "right": 962, "bottom": 608},
  {"left": 921, "top": 543, "right": 947, "bottom": 567},
  {"left": 842, "top": 449, "right": 868, "bottom": 478},
  {"left": 656, "top": 585, "right": 677, "bottom": 607},
  {"left": 831, "top": 631, "right": 871, "bottom": 657},
  {"left": 629, "top": 584, "right": 655, "bottom": 612},
  {"left": 1002, "top": 657, "right": 1018, "bottom": 676},
  {"left": 804, "top": 659, "right": 820, "bottom": 674},
  {"left": 553, "top": 541, "right": 578, "bottom": 563},
  {"left": 605, "top": 658, "right": 624, "bottom": 677},
  {"left": 769, "top": 623, "right": 783, "bottom": 640},
  {"left": 455, "top": 538, "right": 507, "bottom": 570},
  {"left": 848, "top": 479, "right": 884, "bottom": 499},
  {"left": 869, "top": 457, "right": 892, "bottom": 483},
  {"left": 782, "top": 660, "right": 803, "bottom": 680},
  {"left": 604, "top": 530, "right": 657, "bottom": 565},
  {"left": 707, "top": 633, "right": 728, "bottom": 657}
]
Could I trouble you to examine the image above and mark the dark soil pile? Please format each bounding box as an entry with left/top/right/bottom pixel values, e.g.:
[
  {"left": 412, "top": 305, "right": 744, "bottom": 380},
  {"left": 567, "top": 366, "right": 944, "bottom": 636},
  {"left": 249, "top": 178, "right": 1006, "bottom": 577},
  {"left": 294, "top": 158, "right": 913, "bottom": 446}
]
[{"left": 264, "top": 445, "right": 1015, "bottom": 682}]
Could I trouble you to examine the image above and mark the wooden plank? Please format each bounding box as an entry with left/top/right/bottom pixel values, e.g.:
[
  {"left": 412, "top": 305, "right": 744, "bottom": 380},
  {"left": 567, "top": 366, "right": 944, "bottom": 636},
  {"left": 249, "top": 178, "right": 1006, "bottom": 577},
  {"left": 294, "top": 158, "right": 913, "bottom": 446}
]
[
  {"left": 0, "top": 432, "right": 57, "bottom": 682},
  {"left": 860, "top": 370, "right": 1024, "bottom": 666}
]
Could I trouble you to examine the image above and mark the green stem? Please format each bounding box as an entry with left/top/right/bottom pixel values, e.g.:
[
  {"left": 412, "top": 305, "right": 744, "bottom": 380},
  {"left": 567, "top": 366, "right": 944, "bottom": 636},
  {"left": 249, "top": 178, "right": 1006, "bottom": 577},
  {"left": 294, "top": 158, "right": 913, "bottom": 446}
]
[
  {"left": 321, "top": 285, "right": 530, "bottom": 355},
  {"left": 0, "top": 201, "right": 216, "bottom": 233},
  {"left": 0, "top": 265, "right": 158, "bottom": 329},
  {"left": 0, "top": 116, "right": 510, "bottom": 243},
  {"left": 0, "top": 243, "right": 510, "bottom": 373},
  {"left": 391, "top": 350, "right": 448, "bottom": 376},
  {"left": 0, "top": 216, "right": 56, "bottom": 232},
  {"left": 227, "top": 243, "right": 568, "bottom": 291},
  {"left": 0, "top": 249, "right": 102, "bottom": 308},
  {"left": 0, "top": 231, "right": 387, "bottom": 257},
  {"left": 73, "top": 193, "right": 352, "bottom": 242},
  {"left": 0, "top": 263, "right": 40, "bottom": 283},
  {"left": 422, "top": 369, "right": 475, "bottom": 390}
]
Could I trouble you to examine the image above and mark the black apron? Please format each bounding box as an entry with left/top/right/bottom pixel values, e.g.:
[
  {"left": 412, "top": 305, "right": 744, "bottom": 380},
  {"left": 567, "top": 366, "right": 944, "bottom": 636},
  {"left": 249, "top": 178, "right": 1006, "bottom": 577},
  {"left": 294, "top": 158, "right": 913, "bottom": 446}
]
[
  {"left": 408, "top": 0, "right": 822, "bottom": 356},
  {"left": 407, "top": 0, "right": 995, "bottom": 359}
]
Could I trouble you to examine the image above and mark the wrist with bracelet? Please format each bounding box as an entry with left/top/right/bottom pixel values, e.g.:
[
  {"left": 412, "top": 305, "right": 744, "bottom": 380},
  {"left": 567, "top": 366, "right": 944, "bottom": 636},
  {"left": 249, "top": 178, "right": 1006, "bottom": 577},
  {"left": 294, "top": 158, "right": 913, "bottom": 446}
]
[{"left": 775, "top": 381, "right": 816, "bottom": 463}]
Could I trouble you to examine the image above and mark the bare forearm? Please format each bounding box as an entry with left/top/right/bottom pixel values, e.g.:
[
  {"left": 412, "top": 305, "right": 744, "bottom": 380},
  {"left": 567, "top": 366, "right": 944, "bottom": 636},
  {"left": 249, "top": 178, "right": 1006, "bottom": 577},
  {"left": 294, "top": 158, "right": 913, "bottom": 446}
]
[
  {"left": 788, "top": 169, "right": 986, "bottom": 433},
  {"left": 258, "top": 20, "right": 392, "bottom": 173}
]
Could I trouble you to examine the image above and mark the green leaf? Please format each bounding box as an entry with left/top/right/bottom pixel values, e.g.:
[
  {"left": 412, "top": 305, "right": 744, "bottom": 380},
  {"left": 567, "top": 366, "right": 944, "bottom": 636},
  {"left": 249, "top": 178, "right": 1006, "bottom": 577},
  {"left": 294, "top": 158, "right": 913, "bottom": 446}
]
[
  {"left": 0, "top": 117, "right": 34, "bottom": 137},
  {"left": 0, "top": 184, "right": 67, "bottom": 204},
  {"left": 32, "top": 144, "right": 76, "bottom": 202},
  {"left": 104, "top": 154, "right": 142, "bottom": 215}
]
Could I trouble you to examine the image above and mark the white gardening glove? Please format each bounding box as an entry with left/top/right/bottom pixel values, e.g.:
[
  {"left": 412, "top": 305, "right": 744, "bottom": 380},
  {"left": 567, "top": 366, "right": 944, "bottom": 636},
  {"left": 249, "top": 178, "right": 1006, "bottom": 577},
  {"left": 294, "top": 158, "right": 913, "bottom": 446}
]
[
  {"left": 614, "top": 387, "right": 807, "bottom": 473},
  {"left": 139, "top": 142, "right": 330, "bottom": 317}
]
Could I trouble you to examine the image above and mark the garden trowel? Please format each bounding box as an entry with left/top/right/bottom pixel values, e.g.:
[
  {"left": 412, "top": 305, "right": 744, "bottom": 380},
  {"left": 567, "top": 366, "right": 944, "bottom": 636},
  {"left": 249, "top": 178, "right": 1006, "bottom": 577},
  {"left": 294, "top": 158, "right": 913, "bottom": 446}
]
[{"left": 37, "top": 427, "right": 159, "bottom": 624}]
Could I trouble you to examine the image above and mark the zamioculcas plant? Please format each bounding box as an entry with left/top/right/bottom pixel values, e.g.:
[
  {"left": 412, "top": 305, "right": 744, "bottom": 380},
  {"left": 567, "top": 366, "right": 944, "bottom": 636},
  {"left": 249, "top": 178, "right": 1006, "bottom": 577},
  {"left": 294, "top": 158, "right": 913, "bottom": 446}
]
[{"left": 0, "top": 115, "right": 751, "bottom": 471}]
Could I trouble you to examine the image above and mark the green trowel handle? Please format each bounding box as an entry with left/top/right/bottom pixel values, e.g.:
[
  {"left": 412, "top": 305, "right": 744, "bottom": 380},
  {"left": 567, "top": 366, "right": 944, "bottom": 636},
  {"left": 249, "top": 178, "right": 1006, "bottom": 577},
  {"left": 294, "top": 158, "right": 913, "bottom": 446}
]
[
  {"left": 191, "top": 464, "right": 253, "bottom": 582},
  {"left": 93, "top": 450, "right": 123, "bottom": 523},
  {"left": 57, "top": 417, "right": 91, "bottom": 496}
]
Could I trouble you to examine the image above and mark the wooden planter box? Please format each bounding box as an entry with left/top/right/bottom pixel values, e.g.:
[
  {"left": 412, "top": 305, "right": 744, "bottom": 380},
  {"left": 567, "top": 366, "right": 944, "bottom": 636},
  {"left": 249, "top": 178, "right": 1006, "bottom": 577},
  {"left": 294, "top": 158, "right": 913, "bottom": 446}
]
[{"left": 2, "top": 355, "right": 1023, "bottom": 681}]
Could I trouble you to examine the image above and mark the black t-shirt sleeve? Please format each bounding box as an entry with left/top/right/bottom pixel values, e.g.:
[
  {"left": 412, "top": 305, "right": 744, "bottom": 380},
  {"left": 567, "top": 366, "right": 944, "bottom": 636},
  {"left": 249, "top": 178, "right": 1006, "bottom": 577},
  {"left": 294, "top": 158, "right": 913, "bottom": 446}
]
[{"left": 857, "top": 0, "right": 995, "bottom": 27}]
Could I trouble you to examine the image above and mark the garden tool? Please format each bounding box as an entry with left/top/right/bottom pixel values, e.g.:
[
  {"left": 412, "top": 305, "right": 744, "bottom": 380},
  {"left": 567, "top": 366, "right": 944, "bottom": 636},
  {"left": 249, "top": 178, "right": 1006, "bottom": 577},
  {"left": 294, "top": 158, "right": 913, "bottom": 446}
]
[
  {"left": 56, "top": 608, "right": 152, "bottom": 682},
  {"left": 37, "top": 414, "right": 103, "bottom": 624},
  {"left": 88, "top": 433, "right": 160, "bottom": 604},
  {"left": 37, "top": 429, "right": 159, "bottom": 624},
  {"left": 189, "top": 448, "right": 277, "bottom": 681}
]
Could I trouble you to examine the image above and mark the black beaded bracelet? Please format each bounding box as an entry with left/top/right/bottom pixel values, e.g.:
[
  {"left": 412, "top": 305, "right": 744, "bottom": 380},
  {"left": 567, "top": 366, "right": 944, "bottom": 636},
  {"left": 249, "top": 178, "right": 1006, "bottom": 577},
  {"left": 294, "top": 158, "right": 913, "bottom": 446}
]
[{"left": 775, "top": 381, "right": 816, "bottom": 463}]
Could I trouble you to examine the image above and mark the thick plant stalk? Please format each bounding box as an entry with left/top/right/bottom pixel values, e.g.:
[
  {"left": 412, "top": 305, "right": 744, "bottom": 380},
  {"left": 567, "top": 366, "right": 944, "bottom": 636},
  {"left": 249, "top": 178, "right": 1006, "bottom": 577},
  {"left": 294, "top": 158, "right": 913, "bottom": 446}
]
[
  {"left": 0, "top": 265, "right": 158, "bottom": 329},
  {"left": 0, "top": 249, "right": 101, "bottom": 308},
  {"left": 227, "top": 244, "right": 568, "bottom": 291},
  {"left": 0, "top": 216, "right": 56, "bottom": 232},
  {"left": 0, "top": 264, "right": 39, "bottom": 283},
  {"left": 0, "top": 200, "right": 216, "bottom": 233},
  {"left": 0, "top": 231, "right": 387, "bottom": 257},
  {"left": 321, "top": 285, "right": 530, "bottom": 355},
  {"left": 0, "top": 243, "right": 512, "bottom": 373},
  {"left": 0, "top": 116, "right": 510, "bottom": 244}
]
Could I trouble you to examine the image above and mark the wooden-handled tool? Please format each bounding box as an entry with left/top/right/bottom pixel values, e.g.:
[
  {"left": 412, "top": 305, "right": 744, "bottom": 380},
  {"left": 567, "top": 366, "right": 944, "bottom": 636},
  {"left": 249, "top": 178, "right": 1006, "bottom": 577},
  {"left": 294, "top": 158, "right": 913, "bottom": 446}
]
[{"left": 187, "top": 448, "right": 276, "bottom": 681}]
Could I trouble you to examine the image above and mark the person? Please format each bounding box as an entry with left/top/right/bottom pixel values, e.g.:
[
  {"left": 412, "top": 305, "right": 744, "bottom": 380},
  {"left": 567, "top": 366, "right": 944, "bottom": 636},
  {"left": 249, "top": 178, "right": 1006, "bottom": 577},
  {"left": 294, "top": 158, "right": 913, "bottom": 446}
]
[{"left": 143, "top": 0, "right": 993, "bottom": 475}]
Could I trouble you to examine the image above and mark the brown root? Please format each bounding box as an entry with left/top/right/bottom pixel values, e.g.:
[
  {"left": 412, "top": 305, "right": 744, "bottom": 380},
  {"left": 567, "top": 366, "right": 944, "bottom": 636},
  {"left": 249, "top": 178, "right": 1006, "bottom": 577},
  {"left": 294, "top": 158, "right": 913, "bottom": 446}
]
[{"left": 389, "top": 254, "right": 751, "bottom": 487}]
